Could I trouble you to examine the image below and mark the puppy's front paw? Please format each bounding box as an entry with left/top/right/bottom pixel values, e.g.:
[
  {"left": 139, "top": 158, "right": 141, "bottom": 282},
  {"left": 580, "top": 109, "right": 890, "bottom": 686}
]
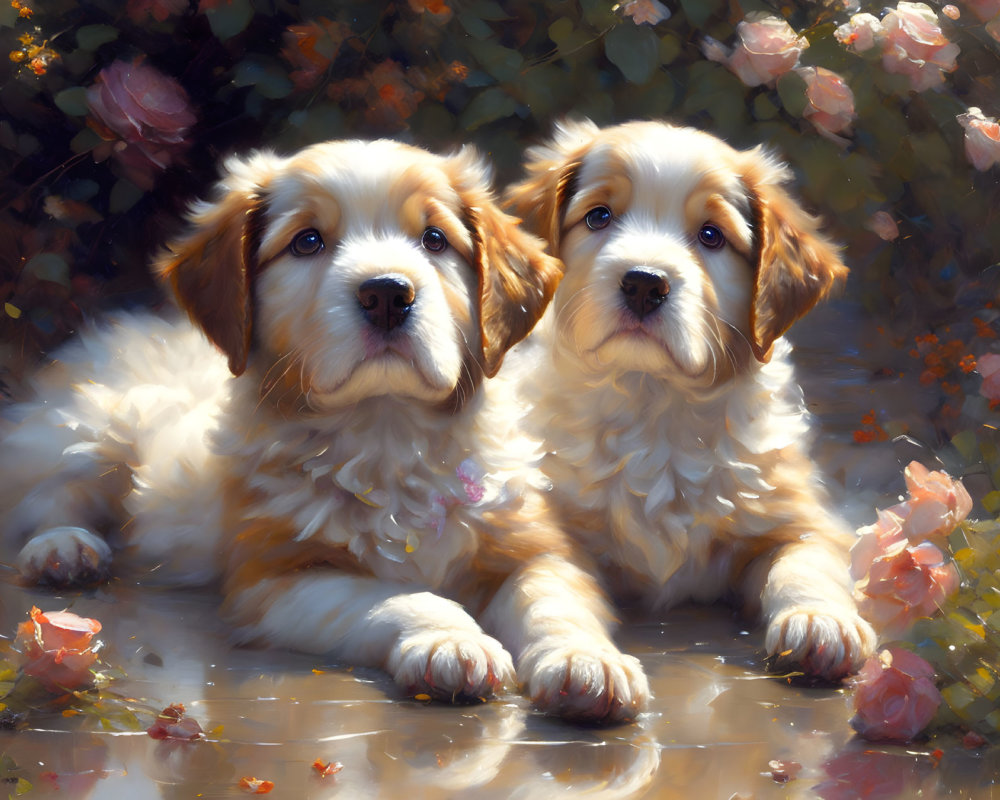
[
  {"left": 17, "top": 527, "right": 112, "bottom": 587},
  {"left": 388, "top": 629, "right": 515, "bottom": 703},
  {"left": 519, "top": 640, "right": 650, "bottom": 724},
  {"left": 766, "top": 605, "right": 876, "bottom": 681}
]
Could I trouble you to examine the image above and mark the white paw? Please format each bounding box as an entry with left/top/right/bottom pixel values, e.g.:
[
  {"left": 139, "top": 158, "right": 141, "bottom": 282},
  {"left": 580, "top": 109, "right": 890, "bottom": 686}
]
[
  {"left": 766, "top": 605, "right": 876, "bottom": 681},
  {"left": 388, "top": 629, "right": 515, "bottom": 703},
  {"left": 519, "top": 639, "right": 651, "bottom": 724},
  {"left": 17, "top": 527, "right": 112, "bottom": 587}
]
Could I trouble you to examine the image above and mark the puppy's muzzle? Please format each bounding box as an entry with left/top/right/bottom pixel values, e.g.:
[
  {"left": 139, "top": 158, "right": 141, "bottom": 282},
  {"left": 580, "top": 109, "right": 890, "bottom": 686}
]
[
  {"left": 357, "top": 275, "right": 416, "bottom": 331},
  {"left": 620, "top": 268, "right": 670, "bottom": 319}
]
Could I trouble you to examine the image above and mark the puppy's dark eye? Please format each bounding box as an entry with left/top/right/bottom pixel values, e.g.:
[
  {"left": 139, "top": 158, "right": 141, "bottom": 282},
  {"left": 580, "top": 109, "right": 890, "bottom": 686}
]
[
  {"left": 421, "top": 226, "right": 448, "bottom": 253},
  {"left": 697, "top": 224, "right": 725, "bottom": 250},
  {"left": 585, "top": 206, "right": 613, "bottom": 231},
  {"left": 290, "top": 229, "right": 324, "bottom": 256}
]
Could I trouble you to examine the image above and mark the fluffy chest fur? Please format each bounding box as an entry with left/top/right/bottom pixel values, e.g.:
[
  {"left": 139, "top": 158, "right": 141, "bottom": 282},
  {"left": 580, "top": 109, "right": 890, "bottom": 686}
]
[
  {"left": 534, "top": 335, "right": 814, "bottom": 602},
  {"left": 216, "top": 388, "right": 537, "bottom": 588}
]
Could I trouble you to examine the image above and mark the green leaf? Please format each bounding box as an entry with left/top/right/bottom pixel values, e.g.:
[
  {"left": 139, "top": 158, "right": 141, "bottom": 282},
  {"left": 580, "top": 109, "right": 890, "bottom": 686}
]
[
  {"left": 76, "top": 24, "right": 119, "bottom": 51},
  {"left": 679, "top": 0, "right": 722, "bottom": 27},
  {"left": 458, "top": 11, "right": 494, "bottom": 40},
  {"left": 203, "top": 0, "right": 254, "bottom": 40},
  {"left": 0, "top": 2, "right": 17, "bottom": 28},
  {"left": 475, "top": 43, "right": 523, "bottom": 82},
  {"left": 232, "top": 58, "right": 293, "bottom": 99},
  {"left": 110, "top": 179, "right": 144, "bottom": 214},
  {"left": 466, "top": 0, "right": 509, "bottom": 20},
  {"left": 775, "top": 70, "right": 808, "bottom": 118},
  {"left": 24, "top": 253, "right": 70, "bottom": 286},
  {"left": 70, "top": 128, "right": 103, "bottom": 155},
  {"left": 604, "top": 24, "right": 659, "bottom": 85},
  {"left": 659, "top": 33, "right": 682, "bottom": 65},
  {"left": 54, "top": 87, "right": 90, "bottom": 117},
  {"left": 460, "top": 87, "right": 517, "bottom": 131}
]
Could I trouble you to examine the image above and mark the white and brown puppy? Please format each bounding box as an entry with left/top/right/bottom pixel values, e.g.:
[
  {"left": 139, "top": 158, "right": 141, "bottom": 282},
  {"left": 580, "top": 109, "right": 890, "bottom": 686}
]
[
  {"left": 0, "top": 139, "right": 649, "bottom": 722},
  {"left": 506, "top": 119, "right": 876, "bottom": 681}
]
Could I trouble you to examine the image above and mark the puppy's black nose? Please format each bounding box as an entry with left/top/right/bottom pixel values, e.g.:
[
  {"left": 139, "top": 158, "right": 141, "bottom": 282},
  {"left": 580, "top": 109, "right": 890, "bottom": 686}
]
[
  {"left": 357, "top": 275, "right": 416, "bottom": 331},
  {"left": 620, "top": 268, "right": 670, "bottom": 319}
]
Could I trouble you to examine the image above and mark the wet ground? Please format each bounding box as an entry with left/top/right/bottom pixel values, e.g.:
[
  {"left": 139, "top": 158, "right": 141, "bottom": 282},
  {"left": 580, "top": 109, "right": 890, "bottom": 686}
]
[{"left": 0, "top": 300, "right": 997, "bottom": 799}]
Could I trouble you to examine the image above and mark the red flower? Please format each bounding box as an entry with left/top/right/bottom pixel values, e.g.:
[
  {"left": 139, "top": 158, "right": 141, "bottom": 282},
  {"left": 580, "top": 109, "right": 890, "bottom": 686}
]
[
  {"left": 13, "top": 607, "right": 102, "bottom": 692},
  {"left": 851, "top": 648, "right": 941, "bottom": 741},
  {"left": 86, "top": 58, "right": 196, "bottom": 190}
]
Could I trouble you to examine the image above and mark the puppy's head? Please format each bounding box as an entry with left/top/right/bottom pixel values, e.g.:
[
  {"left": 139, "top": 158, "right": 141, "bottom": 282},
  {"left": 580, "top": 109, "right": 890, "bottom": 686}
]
[
  {"left": 506, "top": 119, "right": 847, "bottom": 387},
  {"left": 157, "top": 140, "right": 562, "bottom": 411}
]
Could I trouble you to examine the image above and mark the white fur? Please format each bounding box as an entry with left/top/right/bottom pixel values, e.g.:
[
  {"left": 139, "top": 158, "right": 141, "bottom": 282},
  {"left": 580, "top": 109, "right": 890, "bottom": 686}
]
[
  {"left": 508, "top": 120, "right": 875, "bottom": 681},
  {"left": 0, "top": 138, "right": 648, "bottom": 722}
]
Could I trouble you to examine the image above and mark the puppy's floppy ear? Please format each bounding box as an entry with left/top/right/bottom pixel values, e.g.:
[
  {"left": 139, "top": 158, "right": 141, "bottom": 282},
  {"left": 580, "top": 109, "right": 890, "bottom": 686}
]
[
  {"left": 742, "top": 149, "right": 848, "bottom": 362},
  {"left": 156, "top": 152, "right": 283, "bottom": 375},
  {"left": 504, "top": 118, "right": 599, "bottom": 252},
  {"left": 448, "top": 147, "right": 564, "bottom": 378}
]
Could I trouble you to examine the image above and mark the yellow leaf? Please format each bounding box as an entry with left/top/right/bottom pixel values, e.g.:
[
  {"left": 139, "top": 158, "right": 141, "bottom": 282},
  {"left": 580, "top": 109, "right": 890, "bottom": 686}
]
[
  {"left": 413, "top": 693, "right": 431, "bottom": 701},
  {"left": 4, "top": 303, "right": 20, "bottom": 319}
]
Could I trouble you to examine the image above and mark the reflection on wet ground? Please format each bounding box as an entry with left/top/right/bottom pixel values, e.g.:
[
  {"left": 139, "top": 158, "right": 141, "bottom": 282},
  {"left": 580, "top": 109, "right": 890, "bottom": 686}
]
[{"left": 0, "top": 304, "right": 997, "bottom": 799}]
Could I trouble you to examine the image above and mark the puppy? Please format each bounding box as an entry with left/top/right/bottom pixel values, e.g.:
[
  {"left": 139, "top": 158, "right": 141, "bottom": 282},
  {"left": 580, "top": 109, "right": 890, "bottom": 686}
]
[
  {"left": 0, "top": 139, "right": 649, "bottom": 722},
  {"left": 506, "top": 119, "right": 876, "bottom": 681}
]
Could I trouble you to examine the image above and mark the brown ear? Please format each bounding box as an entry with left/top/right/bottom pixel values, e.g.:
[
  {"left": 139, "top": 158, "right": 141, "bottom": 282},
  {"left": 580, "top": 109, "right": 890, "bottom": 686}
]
[
  {"left": 743, "top": 151, "right": 849, "bottom": 362},
  {"left": 468, "top": 202, "right": 564, "bottom": 376},
  {"left": 447, "top": 146, "right": 563, "bottom": 378},
  {"left": 155, "top": 152, "right": 283, "bottom": 375},
  {"left": 504, "top": 118, "right": 598, "bottom": 253}
]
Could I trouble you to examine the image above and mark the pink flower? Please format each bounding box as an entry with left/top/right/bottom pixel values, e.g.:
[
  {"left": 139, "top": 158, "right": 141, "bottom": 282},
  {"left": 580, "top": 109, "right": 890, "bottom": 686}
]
[
  {"left": 702, "top": 14, "right": 808, "bottom": 87},
  {"left": 901, "top": 460, "right": 972, "bottom": 540},
  {"left": 86, "top": 58, "right": 196, "bottom": 190},
  {"left": 851, "top": 648, "right": 941, "bottom": 741},
  {"left": 147, "top": 703, "right": 205, "bottom": 741},
  {"left": 14, "top": 606, "right": 102, "bottom": 693},
  {"left": 857, "top": 539, "right": 960, "bottom": 637},
  {"left": 797, "top": 66, "right": 856, "bottom": 143},
  {"left": 977, "top": 352, "right": 1000, "bottom": 403},
  {"left": 957, "top": 107, "right": 1000, "bottom": 171},
  {"left": 851, "top": 508, "right": 907, "bottom": 580},
  {"left": 835, "top": 13, "right": 884, "bottom": 52},
  {"left": 621, "top": 0, "right": 671, "bottom": 25},
  {"left": 866, "top": 211, "right": 900, "bottom": 241},
  {"left": 881, "top": 2, "right": 960, "bottom": 92},
  {"left": 815, "top": 750, "right": 909, "bottom": 799}
]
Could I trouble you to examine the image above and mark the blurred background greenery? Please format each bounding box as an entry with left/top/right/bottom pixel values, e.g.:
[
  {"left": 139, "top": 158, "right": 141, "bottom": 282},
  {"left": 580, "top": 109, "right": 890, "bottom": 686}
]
[{"left": 2, "top": 0, "right": 1000, "bottom": 463}]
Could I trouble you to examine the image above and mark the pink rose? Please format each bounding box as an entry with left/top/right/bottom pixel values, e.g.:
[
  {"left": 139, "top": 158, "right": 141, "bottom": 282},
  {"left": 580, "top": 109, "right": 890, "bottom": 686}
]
[
  {"left": 797, "top": 66, "right": 856, "bottom": 143},
  {"left": 881, "top": 2, "right": 960, "bottom": 92},
  {"left": 621, "top": 0, "right": 671, "bottom": 25},
  {"left": 86, "top": 58, "right": 196, "bottom": 190},
  {"left": 978, "top": 352, "right": 1000, "bottom": 403},
  {"left": 957, "top": 107, "right": 1000, "bottom": 171},
  {"left": 866, "top": 211, "right": 900, "bottom": 241},
  {"left": 702, "top": 14, "right": 808, "bottom": 87},
  {"left": 14, "top": 606, "right": 102, "bottom": 692},
  {"left": 851, "top": 648, "right": 941, "bottom": 741},
  {"left": 857, "top": 539, "right": 960, "bottom": 637},
  {"left": 851, "top": 508, "right": 907, "bottom": 580},
  {"left": 901, "top": 460, "right": 972, "bottom": 540},
  {"left": 835, "top": 13, "right": 885, "bottom": 52}
]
